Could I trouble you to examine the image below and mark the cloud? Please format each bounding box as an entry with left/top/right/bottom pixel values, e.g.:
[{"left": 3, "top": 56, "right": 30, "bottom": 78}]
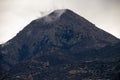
[{"left": 43, "top": 9, "right": 66, "bottom": 22}]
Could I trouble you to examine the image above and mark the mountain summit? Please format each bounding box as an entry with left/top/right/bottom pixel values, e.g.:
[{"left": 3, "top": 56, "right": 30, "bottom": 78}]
[
  {"left": 7, "top": 9, "right": 119, "bottom": 49},
  {"left": 0, "top": 9, "right": 120, "bottom": 80}
]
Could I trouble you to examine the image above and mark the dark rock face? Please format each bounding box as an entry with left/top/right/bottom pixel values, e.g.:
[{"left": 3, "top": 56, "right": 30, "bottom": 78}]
[
  {"left": 0, "top": 9, "right": 120, "bottom": 80},
  {"left": 111, "top": 60, "right": 120, "bottom": 80}
]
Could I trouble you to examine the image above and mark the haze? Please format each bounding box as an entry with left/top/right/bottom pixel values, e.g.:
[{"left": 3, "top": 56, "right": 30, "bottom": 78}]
[{"left": 0, "top": 0, "right": 120, "bottom": 43}]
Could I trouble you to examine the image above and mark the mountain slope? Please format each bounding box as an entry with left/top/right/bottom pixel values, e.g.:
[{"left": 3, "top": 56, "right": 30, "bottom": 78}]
[
  {"left": 1, "top": 42, "right": 120, "bottom": 80},
  {"left": 0, "top": 9, "right": 120, "bottom": 80}
]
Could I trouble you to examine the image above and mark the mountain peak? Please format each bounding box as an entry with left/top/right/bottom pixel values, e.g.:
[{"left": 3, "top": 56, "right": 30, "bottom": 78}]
[
  {"left": 39, "top": 9, "right": 80, "bottom": 23},
  {"left": 49, "top": 9, "right": 73, "bottom": 17},
  {"left": 9, "top": 9, "right": 119, "bottom": 47},
  {"left": 38, "top": 9, "right": 92, "bottom": 26}
]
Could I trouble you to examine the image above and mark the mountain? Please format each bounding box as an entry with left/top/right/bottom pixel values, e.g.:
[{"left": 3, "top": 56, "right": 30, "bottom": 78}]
[{"left": 0, "top": 9, "right": 120, "bottom": 80}]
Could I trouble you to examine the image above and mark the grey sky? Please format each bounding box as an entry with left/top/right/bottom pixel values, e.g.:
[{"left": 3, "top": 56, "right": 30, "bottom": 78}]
[{"left": 0, "top": 0, "right": 120, "bottom": 43}]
